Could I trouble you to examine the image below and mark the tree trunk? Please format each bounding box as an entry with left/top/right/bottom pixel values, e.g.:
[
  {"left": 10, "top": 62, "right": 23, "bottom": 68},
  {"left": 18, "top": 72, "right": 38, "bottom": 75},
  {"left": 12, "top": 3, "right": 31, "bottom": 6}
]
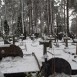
[
  {"left": 4, "top": 0, "right": 7, "bottom": 20},
  {"left": 47, "top": 0, "right": 50, "bottom": 34},
  {"left": 67, "top": 0, "right": 69, "bottom": 35},
  {"left": 64, "top": 0, "right": 66, "bottom": 33},
  {"left": 50, "top": 0, "right": 54, "bottom": 35},
  {"left": 21, "top": 0, "right": 24, "bottom": 34},
  {"left": 29, "top": 1, "right": 32, "bottom": 34}
]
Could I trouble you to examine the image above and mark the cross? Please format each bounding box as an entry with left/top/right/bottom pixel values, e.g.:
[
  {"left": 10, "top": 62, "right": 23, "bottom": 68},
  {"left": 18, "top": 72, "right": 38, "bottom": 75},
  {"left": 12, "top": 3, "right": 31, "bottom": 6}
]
[
  {"left": 13, "top": 35, "right": 15, "bottom": 45},
  {"left": 73, "top": 39, "right": 77, "bottom": 58},
  {"left": 39, "top": 40, "right": 50, "bottom": 77},
  {"left": 39, "top": 40, "right": 50, "bottom": 55},
  {"left": 20, "top": 34, "right": 24, "bottom": 41},
  {"left": 63, "top": 36, "right": 70, "bottom": 47},
  {"left": 47, "top": 35, "right": 55, "bottom": 48},
  {"left": 31, "top": 34, "right": 35, "bottom": 41},
  {"left": 20, "top": 34, "right": 24, "bottom": 46}
]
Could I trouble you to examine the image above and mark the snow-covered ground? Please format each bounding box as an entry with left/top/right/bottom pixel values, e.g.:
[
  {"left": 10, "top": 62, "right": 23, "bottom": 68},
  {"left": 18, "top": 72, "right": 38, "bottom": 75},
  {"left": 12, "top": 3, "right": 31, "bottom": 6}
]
[
  {"left": 49, "top": 73, "right": 77, "bottom": 77},
  {"left": 0, "top": 37, "right": 77, "bottom": 77},
  {"left": 0, "top": 55, "right": 39, "bottom": 74}
]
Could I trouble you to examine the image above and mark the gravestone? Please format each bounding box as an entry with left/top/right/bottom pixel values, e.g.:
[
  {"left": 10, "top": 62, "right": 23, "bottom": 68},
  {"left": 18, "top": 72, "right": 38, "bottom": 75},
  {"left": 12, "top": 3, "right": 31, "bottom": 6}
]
[{"left": 0, "top": 44, "right": 23, "bottom": 58}]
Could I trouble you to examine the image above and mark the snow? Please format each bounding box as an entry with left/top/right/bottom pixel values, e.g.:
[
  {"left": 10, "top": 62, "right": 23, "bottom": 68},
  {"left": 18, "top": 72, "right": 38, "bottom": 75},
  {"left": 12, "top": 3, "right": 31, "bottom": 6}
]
[
  {"left": 20, "top": 38, "right": 77, "bottom": 71},
  {"left": 0, "top": 71, "right": 4, "bottom": 77},
  {"left": 0, "top": 37, "right": 77, "bottom": 76},
  {"left": 0, "top": 42, "right": 4, "bottom": 46},
  {"left": 0, "top": 44, "right": 10, "bottom": 47},
  {"left": 73, "top": 39, "right": 77, "bottom": 43},
  {"left": 49, "top": 73, "right": 70, "bottom": 77},
  {"left": 0, "top": 55, "right": 39, "bottom": 74}
]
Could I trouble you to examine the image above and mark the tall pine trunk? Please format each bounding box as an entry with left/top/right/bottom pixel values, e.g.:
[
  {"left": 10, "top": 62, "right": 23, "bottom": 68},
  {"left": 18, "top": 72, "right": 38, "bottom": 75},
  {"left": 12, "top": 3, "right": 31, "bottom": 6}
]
[{"left": 67, "top": 0, "right": 69, "bottom": 35}]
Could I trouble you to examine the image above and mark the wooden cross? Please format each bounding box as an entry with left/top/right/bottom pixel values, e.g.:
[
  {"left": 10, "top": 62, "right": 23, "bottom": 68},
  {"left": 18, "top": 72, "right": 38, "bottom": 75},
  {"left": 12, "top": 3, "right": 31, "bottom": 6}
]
[
  {"left": 39, "top": 40, "right": 50, "bottom": 77},
  {"left": 13, "top": 35, "right": 15, "bottom": 45},
  {"left": 40, "top": 40, "right": 50, "bottom": 55},
  {"left": 63, "top": 36, "right": 70, "bottom": 47},
  {"left": 73, "top": 39, "right": 77, "bottom": 58},
  {"left": 47, "top": 35, "right": 55, "bottom": 48},
  {"left": 20, "top": 34, "right": 24, "bottom": 41},
  {"left": 31, "top": 34, "right": 35, "bottom": 41}
]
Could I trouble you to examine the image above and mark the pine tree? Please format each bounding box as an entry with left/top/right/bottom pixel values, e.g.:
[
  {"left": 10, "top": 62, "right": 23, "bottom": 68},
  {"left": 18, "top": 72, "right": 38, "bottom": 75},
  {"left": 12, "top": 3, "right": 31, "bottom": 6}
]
[
  {"left": 4, "top": 20, "right": 9, "bottom": 35},
  {"left": 16, "top": 14, "right": 23, "bottom": 36}
]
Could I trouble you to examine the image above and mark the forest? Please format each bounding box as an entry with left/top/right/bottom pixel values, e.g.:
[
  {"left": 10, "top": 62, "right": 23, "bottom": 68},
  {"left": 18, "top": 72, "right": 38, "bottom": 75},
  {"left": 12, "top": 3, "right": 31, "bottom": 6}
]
[{"left": 0, "top": 0, "right": 77, "bottom": 37}]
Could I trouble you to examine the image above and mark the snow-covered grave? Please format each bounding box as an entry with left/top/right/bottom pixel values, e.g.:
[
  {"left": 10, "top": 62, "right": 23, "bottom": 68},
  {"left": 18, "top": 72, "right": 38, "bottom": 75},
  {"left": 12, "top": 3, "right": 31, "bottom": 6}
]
[
  {"left": 0, "top": 54, "right": 39, "bottom": 74},
  {"left": 0, "top": 38, "right": 40, "bottom": 74},
  {"left": 0, "top": 37, "right": 77, "bottom": 75},
  {"left": 17, "top": 38, "right": 77, "bottom": 72},
  {"left": 20, "top": 37, "right": 77, "bottom": 71}
]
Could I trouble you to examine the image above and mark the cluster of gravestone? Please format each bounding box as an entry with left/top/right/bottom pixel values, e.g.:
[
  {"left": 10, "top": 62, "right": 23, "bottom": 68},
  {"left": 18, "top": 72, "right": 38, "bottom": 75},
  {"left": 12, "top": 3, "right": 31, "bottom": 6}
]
[
  {"left": 39, "top": 35, "right": 74, "bottom": 77},
  {"left": 56, "top": 32, "right": 75, "bottom": 40},
  {"left": 0, "top": 33, "right": 76, "bottom": 77},
  {"left": 0, "top": 36, "right": 24, "bottom": 60}
]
